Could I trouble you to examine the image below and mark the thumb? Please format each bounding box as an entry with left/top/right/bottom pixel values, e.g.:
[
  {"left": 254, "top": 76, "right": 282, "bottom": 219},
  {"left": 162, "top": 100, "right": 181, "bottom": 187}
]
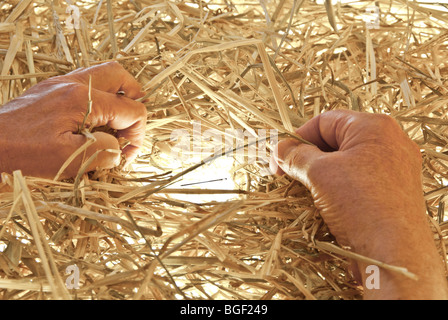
[
  {"left": 84, "top": 131, "right": 122, "bottom": 171},
  {"left": 61, "top": 131, "right": 121, "bottom": 179},
  {"left": 272, "top": 138, "right": 325, "bottom": 188}
]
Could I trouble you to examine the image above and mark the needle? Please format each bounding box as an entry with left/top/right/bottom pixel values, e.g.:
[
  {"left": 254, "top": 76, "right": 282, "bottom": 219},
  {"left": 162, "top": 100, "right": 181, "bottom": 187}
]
[{"left": 180, "top": 178, "right": 228, "bottom": 187}]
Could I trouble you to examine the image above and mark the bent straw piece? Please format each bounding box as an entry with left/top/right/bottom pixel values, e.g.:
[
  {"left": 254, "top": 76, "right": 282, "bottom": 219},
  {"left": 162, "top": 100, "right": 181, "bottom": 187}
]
[
  {"left": 0, "top": 50, "right": 72, "bottom": 66},
  {"left": 106, "top": 0, "right": 117, "bottom": 58},
  {"left": 0, "top": 23, "right": 15, "bottom": 33},
  {"left": 24, "top": 40, "right": 37, "bottom": 86},
  {"left": 142, "top": 39, "right": 262, "bottom": 90},
  {"left": 180, "top": 68, "right": 313, "bottom": 146},
  {"left": 0, "top": 191, "right": 23, "bottom": 240},
  {"left": 5, "top": 0, "right": 33, "bottom": 23},
  {"left": 324, "top": 0, "right": 338, "bottom": 34},
  {"left": 1, "top": 23, "right": 23, "bottom": 77},
  {"left": 118, "top": 10, "right": 161, "bottom": 57},
  {"left": 256, "top": 42, "right": 293, "bottom": 132},
  {"left": 42, "top": 201, "right": 162, "bottom": 237},
  {"left": 158, "top": 200, "right": 243, "bottom": 259},
  {"left": 314, "top": 241, "right": 419, "bottom": 281},
  {"left": 0, "top": 279, "right": 52, "bottom": 292},
  {"left": 277, "top": 269, "right": 316, "bottom": 300},
  {"left": 54, "top": 136, "right": 95, "bottom": 181},
  {"left": 55, "top": 130, "right": 96, "bottom": 182},
  {"left": 123, "top": 210, "right": 186, "bottom": 299},
  {"left": 0, "top": 72, "right": 60, "bottom": 81}
]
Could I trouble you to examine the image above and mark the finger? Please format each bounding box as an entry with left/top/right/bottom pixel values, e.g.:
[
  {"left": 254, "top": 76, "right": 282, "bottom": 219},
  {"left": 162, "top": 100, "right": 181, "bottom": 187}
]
[
  {"left": 87, "top": 88, "right": 147, "bottom": 159},
  {"left": 295, "top": 110, "right": 359, "bottom": 152},
  {"left": 269, "top": 138, "right": 292, "bottom": 176},
  {"left": 272, "top": 138, "right": 325, "bottom": 189},
  {"left": 117, "top": 122, "right": 146, "bottom": 163},
  {"left": 64, "top": 61, "right": 145, "bottom": 99},
  {"left": 271, "top": 110, "right": 360, "bottom": 177},
  {"left": 88, "top": 88, "right": 147, "bottom": 129},
  {"left": 61, "top": 131, "right": 121, "bottom": 179}
]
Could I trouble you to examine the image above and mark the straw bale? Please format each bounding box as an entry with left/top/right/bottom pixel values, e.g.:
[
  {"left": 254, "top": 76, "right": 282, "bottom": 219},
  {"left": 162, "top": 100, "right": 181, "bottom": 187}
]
[{"left": 0, "top": 0, "right": 447, "bottom": 300}]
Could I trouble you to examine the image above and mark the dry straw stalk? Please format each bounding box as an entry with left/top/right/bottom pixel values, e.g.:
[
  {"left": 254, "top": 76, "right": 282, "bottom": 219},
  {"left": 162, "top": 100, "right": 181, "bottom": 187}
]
[{"left": 0, "top": 0, "right": 447, "bottom": 300}]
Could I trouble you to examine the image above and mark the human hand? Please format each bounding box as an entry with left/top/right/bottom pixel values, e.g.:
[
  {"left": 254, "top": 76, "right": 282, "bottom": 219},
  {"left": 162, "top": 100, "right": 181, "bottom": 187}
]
[
  {"left": 271, "top": 110, "right": 448, "bottom": 299},
  {"left": 0, "top": 61, "right": 147, "bottom": 180}
]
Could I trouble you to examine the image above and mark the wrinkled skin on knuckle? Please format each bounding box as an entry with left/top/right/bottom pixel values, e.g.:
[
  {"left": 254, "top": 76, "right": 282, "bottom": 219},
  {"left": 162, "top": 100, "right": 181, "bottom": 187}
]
[
  {"left": 63, "top": 82, "right": 89, "bottom": 111},
  {"left": 366, "top": 114, "right": 404, "bottom": 142},
  {"left": 373, "top": 114, "right": 422, "bottom": 168},
  {"left": 282, "top": 146, "right": 307, "bottom": 180},
  {"left": 282, "top": 146, "right": 324, "bottom": 191}
]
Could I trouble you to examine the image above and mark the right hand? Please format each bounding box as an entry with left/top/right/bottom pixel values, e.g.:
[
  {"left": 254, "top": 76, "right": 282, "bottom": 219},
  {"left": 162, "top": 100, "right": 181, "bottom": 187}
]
[
  {"left": 270, "top": 110, "right": 448, "bottom": 299},
  {"left": 270, "top": 110, "right": 424, "bottom": 248}
]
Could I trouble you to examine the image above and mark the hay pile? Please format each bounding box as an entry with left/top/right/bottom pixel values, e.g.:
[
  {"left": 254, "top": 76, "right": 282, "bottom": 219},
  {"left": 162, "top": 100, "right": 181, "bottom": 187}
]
[{"left": 0, "top": 0, "right": 447, "bottom": 300}]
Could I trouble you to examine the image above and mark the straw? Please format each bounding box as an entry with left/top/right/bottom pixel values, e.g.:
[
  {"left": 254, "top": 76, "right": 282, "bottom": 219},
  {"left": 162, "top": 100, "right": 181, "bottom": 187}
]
[{"left": 0, "top": 0, "right": 447, "bottom": 300}]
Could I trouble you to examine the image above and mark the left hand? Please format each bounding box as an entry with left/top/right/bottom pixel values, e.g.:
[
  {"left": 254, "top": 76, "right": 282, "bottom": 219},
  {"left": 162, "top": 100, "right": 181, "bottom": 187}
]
[{"left": 0, "top": 61, "right": 147, "bottom": 179}]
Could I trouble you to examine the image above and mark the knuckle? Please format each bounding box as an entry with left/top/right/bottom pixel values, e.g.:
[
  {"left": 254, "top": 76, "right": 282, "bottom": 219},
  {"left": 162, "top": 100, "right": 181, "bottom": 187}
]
[
  {"left": 370, "top": 113, "right": 397, "bottom": 129},
  {"left": 65, "top": 83, "right": 89, "bottom": 109},
  {"left": 369, "top": 114, "right": 422, "bottom": 164},
  {"left": 306, "top": 155, "right": 329, "bottom": 183},
  {"left": 305, "top": 161, "right": 320, "bottom": 183},
  {"left": 365, "top": 113, "right": 403, "bottom": 138},
  {"left": 104, "top": 60, "right": 122, "bottom": 71},
  {"left": 67, "top": 82, "right": 87, "bottom": 97}
]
